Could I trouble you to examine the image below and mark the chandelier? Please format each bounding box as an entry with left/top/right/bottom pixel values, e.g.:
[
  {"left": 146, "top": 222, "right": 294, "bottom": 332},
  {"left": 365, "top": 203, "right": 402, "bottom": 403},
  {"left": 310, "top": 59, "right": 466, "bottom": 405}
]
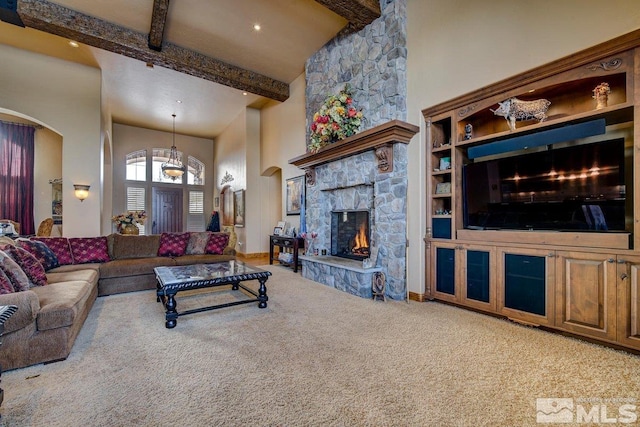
[{"left": 161, "top": 114, "right": 186, "bottom": 180}]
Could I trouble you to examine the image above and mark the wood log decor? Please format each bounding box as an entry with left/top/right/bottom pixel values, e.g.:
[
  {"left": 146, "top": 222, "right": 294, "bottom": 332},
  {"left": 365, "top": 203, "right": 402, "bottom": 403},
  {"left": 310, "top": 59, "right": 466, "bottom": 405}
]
[{"left": 13, "top": 0, "right": 381, "bottom": 101}]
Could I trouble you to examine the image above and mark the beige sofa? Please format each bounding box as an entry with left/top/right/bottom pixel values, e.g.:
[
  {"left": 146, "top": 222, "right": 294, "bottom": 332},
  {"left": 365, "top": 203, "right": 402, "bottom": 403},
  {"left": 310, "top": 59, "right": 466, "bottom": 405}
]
[{"left": 0, "top": 229, "right": 236, "bottom": 371}]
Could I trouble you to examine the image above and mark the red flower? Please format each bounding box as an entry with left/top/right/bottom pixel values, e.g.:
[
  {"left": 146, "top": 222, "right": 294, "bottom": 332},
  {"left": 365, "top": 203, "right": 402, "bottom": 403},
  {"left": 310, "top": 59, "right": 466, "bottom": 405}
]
[
  {"left": 346, "top": 98, "right": 353, "bottom": 105},
  {"left": 332, "top": 122, "right": 340, "bottom": 131},
  {"left": 348, "top": 108, "right": 357, "bottom": 118},
  {"left": 311, "top": 123, "right": 317, "bottom": 132}
]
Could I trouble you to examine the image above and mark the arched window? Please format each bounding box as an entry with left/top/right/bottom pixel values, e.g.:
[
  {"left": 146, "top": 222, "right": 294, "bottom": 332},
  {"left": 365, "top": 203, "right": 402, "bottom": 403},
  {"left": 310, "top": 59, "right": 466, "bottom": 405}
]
[
  {"left": 188, "top": 156, "right": 205, "bottom": 185},
  {"left": 126, "top": 149, "right": 146, "bottom": 181},
  {"left": 152, "top": 148, "right": 184, "bottom": 184}
]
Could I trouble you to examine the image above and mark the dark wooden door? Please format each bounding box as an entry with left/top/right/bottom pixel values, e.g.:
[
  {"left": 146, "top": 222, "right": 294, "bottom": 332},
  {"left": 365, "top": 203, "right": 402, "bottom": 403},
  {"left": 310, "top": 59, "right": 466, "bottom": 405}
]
[{"left": 152, "top": 187, "right": 183, "bottom": 234}]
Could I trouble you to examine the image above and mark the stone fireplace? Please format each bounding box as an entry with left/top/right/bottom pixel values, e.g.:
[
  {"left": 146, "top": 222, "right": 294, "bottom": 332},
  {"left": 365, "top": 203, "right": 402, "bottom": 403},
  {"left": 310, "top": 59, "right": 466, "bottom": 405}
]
[{"left": 289, "top": 120, "right": 418, "bottom": 300}]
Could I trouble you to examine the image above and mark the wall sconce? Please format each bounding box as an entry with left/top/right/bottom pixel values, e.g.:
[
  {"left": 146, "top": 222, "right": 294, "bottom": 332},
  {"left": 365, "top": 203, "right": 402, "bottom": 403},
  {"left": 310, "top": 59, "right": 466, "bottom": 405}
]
[{"left": 73, "top": 184, "right": 90, "bottom": 202}]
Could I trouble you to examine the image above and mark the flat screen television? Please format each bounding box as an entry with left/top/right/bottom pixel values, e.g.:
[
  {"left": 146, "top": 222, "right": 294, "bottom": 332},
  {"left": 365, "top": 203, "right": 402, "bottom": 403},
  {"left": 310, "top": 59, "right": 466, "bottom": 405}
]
[{"left": 463, "top": 136, "right": 630, "bottom": 233}]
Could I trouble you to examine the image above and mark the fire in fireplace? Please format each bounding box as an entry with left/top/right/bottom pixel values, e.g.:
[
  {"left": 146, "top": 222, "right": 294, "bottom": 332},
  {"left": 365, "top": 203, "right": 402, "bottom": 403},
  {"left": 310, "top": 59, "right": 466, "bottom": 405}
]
[{"left": 331, "top": 210, "right": 370, "bottom": 260}]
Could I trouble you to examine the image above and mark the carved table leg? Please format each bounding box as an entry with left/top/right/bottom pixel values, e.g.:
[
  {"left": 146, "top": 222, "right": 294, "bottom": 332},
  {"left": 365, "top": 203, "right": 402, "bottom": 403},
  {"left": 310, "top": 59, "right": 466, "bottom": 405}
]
[
  {"left": 156, "top": 280, "right": 162, "bottom": 303},
  {"left": 165, "top": 294, "right": 178, "bottom": 329},
  {"left": 258, "top": 278, "right": 268, "bottom": 308}
]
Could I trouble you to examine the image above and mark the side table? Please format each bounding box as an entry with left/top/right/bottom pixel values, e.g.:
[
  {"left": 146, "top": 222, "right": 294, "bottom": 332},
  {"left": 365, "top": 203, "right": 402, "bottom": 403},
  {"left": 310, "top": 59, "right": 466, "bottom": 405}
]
[{"left": 269, "top": 235, "right": 305, "bottom": 272}]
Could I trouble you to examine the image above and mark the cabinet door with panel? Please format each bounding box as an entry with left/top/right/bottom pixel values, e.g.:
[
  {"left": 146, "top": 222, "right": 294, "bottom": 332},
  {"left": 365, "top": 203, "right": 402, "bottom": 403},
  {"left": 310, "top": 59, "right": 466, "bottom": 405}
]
[
  {"left": 617, "top": 254, "right": 640, "bottom": 350},
  {"left": 429, "top": 242, "right": 459, "bottom": 303},
  {"left": 496, "top": 247, "right": 555, "bottom": 326},
  {"left": 555, "top": 251, "right": 618, "bottom": 342},
  {"left": 460, "top": 244, "right": 496, "bottom": 312}
]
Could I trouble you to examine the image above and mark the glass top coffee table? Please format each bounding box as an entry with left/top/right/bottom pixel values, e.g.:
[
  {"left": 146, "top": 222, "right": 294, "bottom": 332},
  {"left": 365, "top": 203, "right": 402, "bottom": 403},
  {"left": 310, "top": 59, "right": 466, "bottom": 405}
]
[{"left": 155, "top": 260, "right": 271, "bottom": 328}]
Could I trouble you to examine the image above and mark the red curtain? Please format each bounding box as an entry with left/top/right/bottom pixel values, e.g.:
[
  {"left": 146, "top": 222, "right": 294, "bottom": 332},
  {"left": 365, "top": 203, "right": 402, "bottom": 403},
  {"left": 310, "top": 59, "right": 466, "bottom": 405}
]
[{"left": 0, "top": 122, "right": 35, "bottom": 235}]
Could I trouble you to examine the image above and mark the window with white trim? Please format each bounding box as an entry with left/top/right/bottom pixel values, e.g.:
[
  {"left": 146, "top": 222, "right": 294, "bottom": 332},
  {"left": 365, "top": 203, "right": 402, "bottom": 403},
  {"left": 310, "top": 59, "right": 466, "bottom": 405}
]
[
  {"left": 126, "top": 150, "right": 146, "bottom": 181},
  {"left": 152, "top": 148, "right": 184, "bottom": 184},
  {"left": 187, "top": 190, "right": 205, "bottom": 231},
  {"left": 188, "top": 156, "right": 205, "bottom": 185},
  {"left": 126, "top": 186, "right": 146, "bottom": 235}
]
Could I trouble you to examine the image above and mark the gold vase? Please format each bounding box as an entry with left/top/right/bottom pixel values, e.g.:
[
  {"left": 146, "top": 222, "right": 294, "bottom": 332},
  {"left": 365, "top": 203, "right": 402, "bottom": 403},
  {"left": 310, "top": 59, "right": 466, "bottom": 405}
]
[{"left": 120, "top": 224, "right": 139, "bottom": 235}]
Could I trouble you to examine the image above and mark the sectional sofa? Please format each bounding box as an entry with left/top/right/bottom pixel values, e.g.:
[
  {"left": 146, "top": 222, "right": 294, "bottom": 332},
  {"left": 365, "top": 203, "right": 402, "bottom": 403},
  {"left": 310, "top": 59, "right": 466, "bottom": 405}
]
[{"left": 0, "top": 228, "right": 237, "bottom": 371}]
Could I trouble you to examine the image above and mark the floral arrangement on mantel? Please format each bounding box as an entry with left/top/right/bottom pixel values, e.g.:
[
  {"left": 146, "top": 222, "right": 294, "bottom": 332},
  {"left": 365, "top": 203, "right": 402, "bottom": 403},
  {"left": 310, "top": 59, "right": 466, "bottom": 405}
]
[
  {"left": 308, "top": 84, "right": 364, "bottom": 153},
  {"left": 112, "top": 210, "right": 147, "bottom": 227}
]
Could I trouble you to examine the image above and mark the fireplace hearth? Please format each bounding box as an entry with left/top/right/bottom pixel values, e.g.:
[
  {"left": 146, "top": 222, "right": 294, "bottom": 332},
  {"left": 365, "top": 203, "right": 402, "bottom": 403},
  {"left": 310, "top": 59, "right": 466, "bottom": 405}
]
[{"left": 331, "top": 210, "right": 370, "bottom": 261}]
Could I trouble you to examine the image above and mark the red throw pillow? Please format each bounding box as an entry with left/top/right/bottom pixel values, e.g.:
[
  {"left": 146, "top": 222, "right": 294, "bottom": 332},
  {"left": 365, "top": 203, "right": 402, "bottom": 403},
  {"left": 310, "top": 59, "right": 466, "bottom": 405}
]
[
  {"left": 0, "top": 268, "right": 15, "bottom": 295},
  {"left": 158, "top": 233, "right": 190, "bottom": 257},
  {"left": 69, "top": 237, "right": 111, "bottom": 264},
  {"left": 32, "top": 237, "right": 74, "bottom": 265},
  {"left": 16, "top": 239, "right": 60, "bottom": 271},
  {"left": 0, "top": 250, "right": 30, "bottom": 292},
  {"left": 205, "top": 233, "right": 230, "bottom": 255},
  {"left": 1, "top": 245, "right": 47, "bottom": 287}
]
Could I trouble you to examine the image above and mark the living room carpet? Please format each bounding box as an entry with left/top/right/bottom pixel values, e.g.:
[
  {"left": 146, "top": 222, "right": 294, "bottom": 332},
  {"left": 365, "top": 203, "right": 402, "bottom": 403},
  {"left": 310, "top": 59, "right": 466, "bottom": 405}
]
[{"left": 1, "top": 265, "right": 639, "bottom": 426}]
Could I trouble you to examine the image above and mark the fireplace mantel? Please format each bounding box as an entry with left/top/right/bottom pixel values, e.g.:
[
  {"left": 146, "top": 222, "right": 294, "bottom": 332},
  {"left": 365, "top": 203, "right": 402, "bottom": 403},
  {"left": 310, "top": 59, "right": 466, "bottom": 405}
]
[{"left": 288, "top": 120, "right": 419, "bottom": 172}]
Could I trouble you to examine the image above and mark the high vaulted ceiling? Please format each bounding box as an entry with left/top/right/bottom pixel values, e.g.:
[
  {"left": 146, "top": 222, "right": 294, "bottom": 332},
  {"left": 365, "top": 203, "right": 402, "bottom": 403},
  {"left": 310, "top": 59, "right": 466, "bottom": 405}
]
[{"left": 0, "top": 0, "right": 380, "bottom": 138}]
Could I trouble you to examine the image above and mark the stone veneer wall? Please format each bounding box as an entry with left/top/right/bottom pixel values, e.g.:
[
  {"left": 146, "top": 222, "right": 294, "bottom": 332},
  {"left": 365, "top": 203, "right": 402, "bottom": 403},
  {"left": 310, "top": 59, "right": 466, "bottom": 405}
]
[
  {"left": 305, "top": 0, "right": 407, "bottom": 132},
  {"left": 302, "top": 0, "right": 408, "bottom": 300}
]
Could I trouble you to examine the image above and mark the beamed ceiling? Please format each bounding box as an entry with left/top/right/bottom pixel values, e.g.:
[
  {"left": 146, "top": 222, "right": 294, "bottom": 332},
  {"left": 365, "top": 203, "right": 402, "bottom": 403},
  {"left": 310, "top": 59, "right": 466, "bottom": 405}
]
[{"left": 0, "top": 0, "right": 380, "bottom": 138}]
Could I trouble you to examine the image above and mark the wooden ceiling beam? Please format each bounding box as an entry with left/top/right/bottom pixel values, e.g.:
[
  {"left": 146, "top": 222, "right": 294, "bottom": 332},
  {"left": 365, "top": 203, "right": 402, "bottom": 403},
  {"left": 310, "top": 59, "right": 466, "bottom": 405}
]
[
  {"left": 148, "top": 0, "right": 170, "bottom": 52},
  {"left": 17, "top": 0, "right": 289, "bottom": 101},
  {"left": 314, "top": 0, "right": 380, "bottom": 33}
]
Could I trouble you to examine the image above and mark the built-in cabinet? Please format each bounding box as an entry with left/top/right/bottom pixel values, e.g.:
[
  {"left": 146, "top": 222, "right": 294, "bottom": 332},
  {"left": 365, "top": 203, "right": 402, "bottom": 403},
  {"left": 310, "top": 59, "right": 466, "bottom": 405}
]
[{"left": 422, "top": 30, "right": 640, "bottom": 352}]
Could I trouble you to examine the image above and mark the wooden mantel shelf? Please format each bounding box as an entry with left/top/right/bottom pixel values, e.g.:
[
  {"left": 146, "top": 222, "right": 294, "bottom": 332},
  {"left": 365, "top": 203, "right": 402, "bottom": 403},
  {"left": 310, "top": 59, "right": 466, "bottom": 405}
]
[{"left": 289, "top": 120, "right": 419, "bottom": 170}]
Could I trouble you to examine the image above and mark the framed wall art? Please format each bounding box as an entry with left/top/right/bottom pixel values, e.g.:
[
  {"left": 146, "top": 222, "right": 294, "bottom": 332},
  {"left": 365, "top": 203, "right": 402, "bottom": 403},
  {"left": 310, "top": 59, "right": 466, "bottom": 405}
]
[
  {"left": 286, "top": 175, "right": 305, "bottom": 215},
  {"left": 234, "top": 189, "right": 245, "bottom": 227}
]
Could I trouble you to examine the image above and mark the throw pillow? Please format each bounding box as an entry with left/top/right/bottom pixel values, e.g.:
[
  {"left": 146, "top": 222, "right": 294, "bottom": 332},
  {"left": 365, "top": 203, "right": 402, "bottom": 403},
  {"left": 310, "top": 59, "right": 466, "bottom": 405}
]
[
  {"left": 0, "top": 250, "right": 31, "bottom": 292},
  {"left": 16, "top": 238, "right": 60, "bottom": 271},
  {"left": 69, "top": 237, "right": 111, "bottom": 264},
  {"left": 205, "top": 233, "right": 230, "bottom": 255},
  {"left": 0, "top": 236, "right": 16, "bottom": 247},
  {"left": 1, "top": 245, "right": 47, "bottom": 287},
  {"left": 158, "top": 232, "right": 190, "bottom": 257},
  {"left": 0, "top": 268, "right": 14, "bottom": 295},
  {"left": 32, "top": 237, "right": 74, "bottom": 265},
  {"left": 185, "top": 232, "right": 211, "bottom": 255}
]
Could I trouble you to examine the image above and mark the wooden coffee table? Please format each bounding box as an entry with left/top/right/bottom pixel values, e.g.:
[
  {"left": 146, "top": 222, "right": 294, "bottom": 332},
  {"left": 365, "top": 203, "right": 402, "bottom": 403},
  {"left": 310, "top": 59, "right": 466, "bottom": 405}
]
[{"left": 154, "top": 261, "right": 271, "bottom": 328}]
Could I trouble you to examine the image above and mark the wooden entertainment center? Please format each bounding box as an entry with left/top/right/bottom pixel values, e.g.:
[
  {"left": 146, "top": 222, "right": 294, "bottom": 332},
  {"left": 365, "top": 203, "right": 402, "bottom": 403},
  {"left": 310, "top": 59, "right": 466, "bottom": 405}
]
[{"left": 422, "top": 30, "right": 640, "bottom": 351}]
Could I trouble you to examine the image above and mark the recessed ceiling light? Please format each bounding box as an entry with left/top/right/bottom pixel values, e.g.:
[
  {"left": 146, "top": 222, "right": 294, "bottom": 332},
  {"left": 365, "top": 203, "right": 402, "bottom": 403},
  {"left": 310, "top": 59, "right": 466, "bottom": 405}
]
[
  {"left": 253, "top": 23, "right": 261, "bottom": 31},
  {"left": 243, "top": 92, "right": 248, "bottom": 96},
  {"left": 69, "top": 41, "right": 79, "bottom": 48},
  {"left": 176, "top": 100, "right": 182, "bottom": 104}
]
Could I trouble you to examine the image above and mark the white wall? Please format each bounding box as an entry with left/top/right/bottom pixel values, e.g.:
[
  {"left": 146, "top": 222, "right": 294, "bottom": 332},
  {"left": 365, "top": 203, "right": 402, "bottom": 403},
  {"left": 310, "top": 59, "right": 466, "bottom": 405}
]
[
  {"left": 261, "top": 74, "right": 308, "bottom": 232},
  {"left": 405, "top": 0, "right": 640, "bottom": 294},
  {"left": 0, "top": 43, "right": 102, "bottom": 237}
]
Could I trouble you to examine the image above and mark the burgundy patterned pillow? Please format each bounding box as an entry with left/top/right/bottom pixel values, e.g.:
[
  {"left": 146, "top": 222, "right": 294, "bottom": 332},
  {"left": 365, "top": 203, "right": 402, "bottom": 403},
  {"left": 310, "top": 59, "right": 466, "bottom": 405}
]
[
  {"left": 205, "top": 233, "right": 230, "bottom": 255},
  {"left": 69, "top": 237, "right": 110, "bottom": 264},
  {"left": 0, "top": 250, "right": 30, "bottom": 292},
  {"left": 0, "top": 268, "right": 14, "bottom": 295},
  {"left": 32, "top": 237, "right": 74, "bottom": 265},
  {"left": 158, "top": 233, "right": 190, "bottom": 257},
  {"left": 1, "top": 245, "right": 47, "bottom": 287},
  {"left": 16, "top": 238, "right": 60, "bottom": 271},
  {"left": 185, "top": 232, "right": 211, "bottom": 255}
]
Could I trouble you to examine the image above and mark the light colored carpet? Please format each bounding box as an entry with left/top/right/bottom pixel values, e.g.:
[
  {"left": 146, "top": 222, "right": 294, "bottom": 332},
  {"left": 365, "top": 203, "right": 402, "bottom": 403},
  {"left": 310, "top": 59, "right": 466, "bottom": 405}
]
[{"left": 2, "top": 265, "right": 639, "bottom": 426}]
